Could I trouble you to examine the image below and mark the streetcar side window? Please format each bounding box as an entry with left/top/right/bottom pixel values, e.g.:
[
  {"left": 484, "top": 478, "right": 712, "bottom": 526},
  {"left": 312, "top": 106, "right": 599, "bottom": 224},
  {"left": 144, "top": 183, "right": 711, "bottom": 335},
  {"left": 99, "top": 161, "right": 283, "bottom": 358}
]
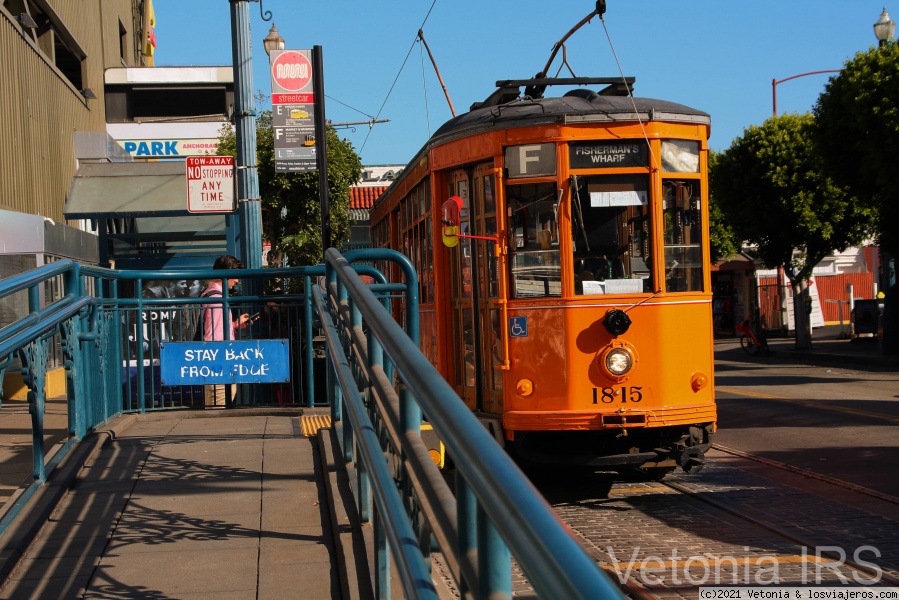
[
  {"left": 571, "top": 175, "right": 652, "bottom": 295},
  {"left": 507, "top": 183, "right": 561, "bottom": 298},
  {"left": 662, "top": 179, "right": 704, "bottom": 292}
]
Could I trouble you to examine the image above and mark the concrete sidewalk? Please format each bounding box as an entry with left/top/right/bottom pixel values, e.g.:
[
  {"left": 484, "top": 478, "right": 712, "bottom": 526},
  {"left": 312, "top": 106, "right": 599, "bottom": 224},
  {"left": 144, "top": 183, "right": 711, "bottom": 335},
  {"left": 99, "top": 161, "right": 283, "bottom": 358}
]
[
  {"left": 0, "top": 409, "right": 369, "bottom": 599},
  {"left": 716, "top": 324, "right": 899, "bottom": 369}
]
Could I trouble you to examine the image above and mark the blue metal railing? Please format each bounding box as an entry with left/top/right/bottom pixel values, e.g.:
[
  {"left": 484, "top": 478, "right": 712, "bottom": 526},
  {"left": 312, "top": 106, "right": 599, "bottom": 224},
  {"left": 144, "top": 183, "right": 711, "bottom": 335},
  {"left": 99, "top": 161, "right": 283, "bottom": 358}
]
[
  {"left": 315, "top": 248, "right": 624, "bottom": 600},
  {"left": 0, "top": 260, "right": 107, "bottom": 536},
  {"left": 3, "top": 250, "right": 624, "bottom": 599},
  {"left": 0, "top": 256, "right": 409, "bottom": 537}
]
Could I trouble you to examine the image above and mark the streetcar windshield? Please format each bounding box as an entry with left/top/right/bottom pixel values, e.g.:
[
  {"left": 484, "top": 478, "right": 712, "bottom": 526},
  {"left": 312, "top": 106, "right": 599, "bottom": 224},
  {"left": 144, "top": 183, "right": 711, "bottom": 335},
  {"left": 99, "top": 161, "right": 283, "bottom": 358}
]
[
  {"left": 662, "top": 178, "right": 704, "bottom": 292},
  {"left": 571, "top": 174, "right": 653, "bottom": 295},
  {"left": 507, "top": 183, "right": 561, "bottom": 298}
]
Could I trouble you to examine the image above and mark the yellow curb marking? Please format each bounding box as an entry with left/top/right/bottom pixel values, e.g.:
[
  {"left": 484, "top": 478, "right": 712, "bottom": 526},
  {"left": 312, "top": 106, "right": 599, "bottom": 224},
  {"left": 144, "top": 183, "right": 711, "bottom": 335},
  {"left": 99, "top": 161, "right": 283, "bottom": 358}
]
[{"left": 300, "top": 415, "right": 332, "bottom": 437}]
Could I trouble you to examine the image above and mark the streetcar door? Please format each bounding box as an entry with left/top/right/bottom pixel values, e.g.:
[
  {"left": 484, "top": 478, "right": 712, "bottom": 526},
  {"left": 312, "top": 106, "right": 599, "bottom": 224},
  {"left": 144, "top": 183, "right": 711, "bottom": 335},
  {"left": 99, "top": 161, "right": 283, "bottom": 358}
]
[
  {"left": 472, "top": 164, "right": 504, "bottom": 414},
  {"left": 446, "top": 164, "right": 503, "bottom": 413},
  {"left": 447, "top": 170, "right": 476, "bottom": 410}
]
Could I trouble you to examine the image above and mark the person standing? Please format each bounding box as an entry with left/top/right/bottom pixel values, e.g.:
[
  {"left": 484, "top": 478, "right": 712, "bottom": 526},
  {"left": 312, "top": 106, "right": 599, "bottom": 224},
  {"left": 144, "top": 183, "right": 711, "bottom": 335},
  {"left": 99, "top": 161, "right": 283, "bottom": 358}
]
[
  {"left": 202, "top": 255, "right": 253, "bottom": 407},
  {"left": 187, "top": 279, "right": 203, "bottom": 298}
]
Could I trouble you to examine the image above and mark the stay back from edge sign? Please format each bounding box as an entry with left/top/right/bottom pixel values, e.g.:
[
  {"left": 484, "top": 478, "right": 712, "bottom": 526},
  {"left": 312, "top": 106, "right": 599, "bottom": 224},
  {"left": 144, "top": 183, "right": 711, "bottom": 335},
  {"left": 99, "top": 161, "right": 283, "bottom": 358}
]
[{"left": 160, "top": 340, "right": 290, "bottom": 385}]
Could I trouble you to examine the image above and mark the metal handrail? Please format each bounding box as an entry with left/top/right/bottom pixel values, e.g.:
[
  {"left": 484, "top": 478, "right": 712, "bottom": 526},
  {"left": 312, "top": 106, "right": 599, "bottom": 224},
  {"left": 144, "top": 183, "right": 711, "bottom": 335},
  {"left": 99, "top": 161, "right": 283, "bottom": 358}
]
[{"left": 317, "top": 248, "right": 624, "bottom": 599}]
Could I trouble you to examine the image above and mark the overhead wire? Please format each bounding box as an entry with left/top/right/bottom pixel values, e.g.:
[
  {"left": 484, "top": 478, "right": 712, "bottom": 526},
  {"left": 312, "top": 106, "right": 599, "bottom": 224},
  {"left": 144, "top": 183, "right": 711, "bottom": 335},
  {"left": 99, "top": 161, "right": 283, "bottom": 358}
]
[
  {"left": 359, "top": 0, "right": 439, "bottom": 154},
  {"left": 325, "top": 94, "right": 376, "bottom": 120},
  {"left": 597, "top": 13, "right": 659, "bottom": 171}
]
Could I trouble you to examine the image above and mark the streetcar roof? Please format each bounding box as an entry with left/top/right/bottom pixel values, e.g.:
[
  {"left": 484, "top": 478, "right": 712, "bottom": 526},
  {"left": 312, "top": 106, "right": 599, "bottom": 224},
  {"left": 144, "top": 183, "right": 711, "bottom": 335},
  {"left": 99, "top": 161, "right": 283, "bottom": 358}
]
[
  {"left": 373, "top": 82, "right": 710, "bottom": 210},
  {"left": 433, "top": 89, "right": 710, "bottom": 142}
]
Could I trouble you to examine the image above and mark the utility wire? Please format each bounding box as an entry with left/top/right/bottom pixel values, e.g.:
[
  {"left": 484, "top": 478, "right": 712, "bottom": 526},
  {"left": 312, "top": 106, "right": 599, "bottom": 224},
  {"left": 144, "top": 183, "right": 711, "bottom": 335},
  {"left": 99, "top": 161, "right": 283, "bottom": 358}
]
[
  {"left": 360, "top": 0, "right": 439, "bottom": 154},
  {"left": 598, "top": 13, "right": 659, "bottom": 171},
  {"left": 325, "top": 94, "right": 376, "bottom": 120}
]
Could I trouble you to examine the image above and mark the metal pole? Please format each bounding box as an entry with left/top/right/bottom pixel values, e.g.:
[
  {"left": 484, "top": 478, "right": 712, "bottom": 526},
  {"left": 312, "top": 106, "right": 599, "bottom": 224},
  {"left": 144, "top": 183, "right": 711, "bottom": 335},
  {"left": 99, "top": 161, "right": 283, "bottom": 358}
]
[
  {"left": 229, "top": 0, "right": 263, "bottom": 270},
  {"left": 312, "top": 45, "right": 330, "bottom": 259},
  {"left": 771, "top": 71, "right": 840, "bottom": 116},
  {"left": 772, "top": 78, "right": 778, "bottom": 116},
  {"left": 418, "top": 30, "right": 456, "bottom": 117}
]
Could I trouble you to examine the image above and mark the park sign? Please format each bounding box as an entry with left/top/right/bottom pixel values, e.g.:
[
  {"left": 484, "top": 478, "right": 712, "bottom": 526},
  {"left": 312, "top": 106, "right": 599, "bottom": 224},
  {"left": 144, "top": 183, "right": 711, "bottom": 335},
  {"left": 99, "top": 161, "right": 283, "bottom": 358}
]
[
  {"left": 270, "top": 49, "right": 316, "bottom": 173},
  {"left": 186, "top": 156, "right": 235, "bottom": 213}
]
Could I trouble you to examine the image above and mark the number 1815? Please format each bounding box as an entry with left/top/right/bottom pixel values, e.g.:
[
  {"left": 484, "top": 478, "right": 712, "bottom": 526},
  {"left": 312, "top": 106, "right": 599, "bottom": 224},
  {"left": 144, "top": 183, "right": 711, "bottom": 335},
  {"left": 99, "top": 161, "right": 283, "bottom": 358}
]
[{"left": 593, "top": 386, "right": 643, "bottom": 403}]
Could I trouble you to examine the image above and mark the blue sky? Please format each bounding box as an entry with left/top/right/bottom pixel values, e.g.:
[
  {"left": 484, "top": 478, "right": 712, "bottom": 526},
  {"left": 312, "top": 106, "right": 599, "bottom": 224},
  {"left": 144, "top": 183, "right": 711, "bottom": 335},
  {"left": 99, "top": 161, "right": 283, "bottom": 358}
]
[{"left": 152, "top": 1, "right": 893, "bottom": 166}]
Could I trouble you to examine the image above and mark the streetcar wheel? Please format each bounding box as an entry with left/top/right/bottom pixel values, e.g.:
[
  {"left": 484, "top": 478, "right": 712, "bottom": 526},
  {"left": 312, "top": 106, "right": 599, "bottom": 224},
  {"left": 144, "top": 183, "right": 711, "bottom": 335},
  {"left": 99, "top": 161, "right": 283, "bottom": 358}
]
[{"left": 740, "top": 334, "right": 759, "bottom": 355}]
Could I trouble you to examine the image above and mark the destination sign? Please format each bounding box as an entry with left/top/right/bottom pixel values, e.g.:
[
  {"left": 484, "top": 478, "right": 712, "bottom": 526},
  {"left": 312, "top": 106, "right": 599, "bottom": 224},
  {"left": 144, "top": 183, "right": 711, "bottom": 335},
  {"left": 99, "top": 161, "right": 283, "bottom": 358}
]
[
  {"left": 160, "top": 340, "right": 290, "bottom": 385},
  {"left": 569, "top": 140, "right": 648, "bottom": 169},
  {"left": 505, "top": 143, "right": 556, "bottom": 178}
]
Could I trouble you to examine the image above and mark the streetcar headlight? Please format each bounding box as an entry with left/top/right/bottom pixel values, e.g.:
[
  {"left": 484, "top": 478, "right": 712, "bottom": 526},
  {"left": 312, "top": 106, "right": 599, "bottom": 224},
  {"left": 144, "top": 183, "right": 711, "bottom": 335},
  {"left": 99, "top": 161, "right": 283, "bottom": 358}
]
[{"left": 605, "top": 348, "right": 633, "bottom": 376}]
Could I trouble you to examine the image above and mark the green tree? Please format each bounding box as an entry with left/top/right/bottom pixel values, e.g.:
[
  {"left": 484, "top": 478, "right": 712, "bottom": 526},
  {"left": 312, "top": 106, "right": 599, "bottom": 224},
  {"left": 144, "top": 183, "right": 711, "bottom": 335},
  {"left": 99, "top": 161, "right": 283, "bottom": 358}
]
[
  {"left": 814, "top": 43, "right": 899, "bottom": 355},
  {"left": 707, "top": 150, "right": 740, "bottom": 262},
  {"left": 814, "top": 43, "right": 899, "bottom": 260},
  {"left": 710, "top": 113, "right": 874, "bottom": 349},
  {"left": 217, "top": 105, "right": 362, "bottom": 269}
]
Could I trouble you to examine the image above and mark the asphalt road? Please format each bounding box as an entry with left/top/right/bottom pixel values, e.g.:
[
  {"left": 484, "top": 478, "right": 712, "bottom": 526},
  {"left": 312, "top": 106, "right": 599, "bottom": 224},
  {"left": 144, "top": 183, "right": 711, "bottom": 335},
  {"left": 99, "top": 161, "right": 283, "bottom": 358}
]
[{"left": 713, "top": 340, "right": 899, "bottom": 498}]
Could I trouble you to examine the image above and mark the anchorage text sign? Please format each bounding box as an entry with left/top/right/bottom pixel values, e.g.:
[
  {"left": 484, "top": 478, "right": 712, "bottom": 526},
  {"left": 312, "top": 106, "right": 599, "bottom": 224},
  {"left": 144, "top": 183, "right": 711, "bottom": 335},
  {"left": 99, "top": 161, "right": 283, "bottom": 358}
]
[{"left": 160, "top": 340, "right": 290, "bottom": 385}]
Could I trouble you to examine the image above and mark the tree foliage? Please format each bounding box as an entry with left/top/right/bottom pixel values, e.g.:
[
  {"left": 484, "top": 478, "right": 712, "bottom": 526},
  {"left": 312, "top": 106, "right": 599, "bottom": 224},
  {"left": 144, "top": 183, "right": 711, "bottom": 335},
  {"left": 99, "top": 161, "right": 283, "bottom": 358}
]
[
  {"left": 814, "top": 43, "right": 899, "bottom": 259},
  {"left": 217, "top": 104, "right": 362, "bottom": 268},
  {"left": 707, "top": 150, "right": 740, "bottom": 262},
  {"left": 710, "top": 113, "right": 874, "bottom": 347},
  {"left": 711, "top": 113, "right": 872, "bottom": 281}
]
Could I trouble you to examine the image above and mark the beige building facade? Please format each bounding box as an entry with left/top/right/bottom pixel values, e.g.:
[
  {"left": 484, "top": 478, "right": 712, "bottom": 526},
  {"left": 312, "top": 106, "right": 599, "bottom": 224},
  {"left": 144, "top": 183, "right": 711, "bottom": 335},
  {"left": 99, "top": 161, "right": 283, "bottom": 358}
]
[{"left": 1, "top": 0, "right": 152, "bottom": 398}]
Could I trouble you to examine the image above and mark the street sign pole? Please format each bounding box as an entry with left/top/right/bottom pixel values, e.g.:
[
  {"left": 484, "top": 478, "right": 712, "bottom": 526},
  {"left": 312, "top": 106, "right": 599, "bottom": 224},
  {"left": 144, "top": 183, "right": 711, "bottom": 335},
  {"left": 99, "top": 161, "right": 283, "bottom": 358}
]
[
  {"left": 229, "top": 0, "right": 263, "bottom": 270},
  {"left": 313, "top": 45, "right": 330, "bottom": 258}
]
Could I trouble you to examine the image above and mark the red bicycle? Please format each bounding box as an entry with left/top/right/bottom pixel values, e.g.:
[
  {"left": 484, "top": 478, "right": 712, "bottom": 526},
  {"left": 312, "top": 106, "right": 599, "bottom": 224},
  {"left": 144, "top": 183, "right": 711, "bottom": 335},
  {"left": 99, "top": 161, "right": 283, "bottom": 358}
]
[{"left": 736, "top": 318, "right": 768, "bottom": 355}]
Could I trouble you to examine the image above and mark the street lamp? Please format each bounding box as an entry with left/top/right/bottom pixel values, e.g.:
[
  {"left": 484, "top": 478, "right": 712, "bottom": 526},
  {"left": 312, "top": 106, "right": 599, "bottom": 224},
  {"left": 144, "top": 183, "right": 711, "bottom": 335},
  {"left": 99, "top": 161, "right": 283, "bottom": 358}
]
[
  {"left": 772, "top": 71, "right": 840, "bottom": 116},
  {"left": 263, "top": 24, "right": 285, "bottom": 56},
  {"left": 874, "top": 7, "right": 896, "bottom": 46}
]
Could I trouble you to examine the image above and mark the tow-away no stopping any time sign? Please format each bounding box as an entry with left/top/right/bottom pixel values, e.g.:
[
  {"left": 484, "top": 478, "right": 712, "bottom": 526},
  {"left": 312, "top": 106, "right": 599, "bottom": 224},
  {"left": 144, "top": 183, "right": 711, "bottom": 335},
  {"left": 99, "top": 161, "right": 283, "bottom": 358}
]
[{"left": 186, "top": 156, "right": 235, "bottom": 213}]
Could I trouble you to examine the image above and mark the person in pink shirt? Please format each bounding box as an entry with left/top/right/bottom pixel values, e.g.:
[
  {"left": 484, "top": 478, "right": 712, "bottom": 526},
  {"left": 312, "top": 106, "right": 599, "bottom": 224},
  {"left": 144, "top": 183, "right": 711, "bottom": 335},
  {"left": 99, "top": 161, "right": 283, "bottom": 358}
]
[{"left": 202, "top": 255, "right": 253, "bottom": 406}]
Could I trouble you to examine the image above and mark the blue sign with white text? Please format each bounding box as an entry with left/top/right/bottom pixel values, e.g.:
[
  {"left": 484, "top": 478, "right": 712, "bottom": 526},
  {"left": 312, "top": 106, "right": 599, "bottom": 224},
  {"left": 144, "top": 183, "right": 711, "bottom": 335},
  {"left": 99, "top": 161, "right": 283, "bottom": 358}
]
[{"left": 160, "top": 340, "right": 290, "bottom": 385}]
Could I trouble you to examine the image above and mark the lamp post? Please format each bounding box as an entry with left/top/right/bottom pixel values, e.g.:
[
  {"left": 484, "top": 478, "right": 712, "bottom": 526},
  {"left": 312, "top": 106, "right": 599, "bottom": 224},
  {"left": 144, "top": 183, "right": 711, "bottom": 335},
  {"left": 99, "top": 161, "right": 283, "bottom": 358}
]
[
  {"left": 227, "top": 1, "right": 268, "bottom": 270},
  {"left": 874, "top": 7, "right": 896, "bottom": 46},
  {"left": 263, "top": 24, "right": 285, "bottom": 56},
  {"left": 771, "top": 70, "right": 840, "bottom": 116}
]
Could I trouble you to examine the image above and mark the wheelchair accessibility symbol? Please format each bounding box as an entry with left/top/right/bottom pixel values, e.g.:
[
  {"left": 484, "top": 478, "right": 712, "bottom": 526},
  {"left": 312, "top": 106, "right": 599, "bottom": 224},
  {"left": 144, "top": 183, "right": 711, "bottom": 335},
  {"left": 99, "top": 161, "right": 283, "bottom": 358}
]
[{"left": 509, "top": 316, "right": 528, "bottom": 338}]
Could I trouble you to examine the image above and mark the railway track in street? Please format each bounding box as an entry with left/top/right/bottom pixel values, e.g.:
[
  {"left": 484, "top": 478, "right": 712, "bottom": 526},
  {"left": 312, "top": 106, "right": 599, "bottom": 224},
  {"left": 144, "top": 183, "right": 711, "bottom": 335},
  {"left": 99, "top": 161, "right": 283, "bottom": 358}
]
[{"left": 522, "top": 457, "right": 899, "bottom": 600}]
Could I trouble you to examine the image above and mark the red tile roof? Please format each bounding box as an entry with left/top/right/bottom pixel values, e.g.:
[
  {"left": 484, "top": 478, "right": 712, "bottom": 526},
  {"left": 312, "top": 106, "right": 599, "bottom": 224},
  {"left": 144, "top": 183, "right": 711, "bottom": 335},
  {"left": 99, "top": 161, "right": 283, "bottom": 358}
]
[{"left": 349, "top": 185, "right": 388, "bottom": 209}]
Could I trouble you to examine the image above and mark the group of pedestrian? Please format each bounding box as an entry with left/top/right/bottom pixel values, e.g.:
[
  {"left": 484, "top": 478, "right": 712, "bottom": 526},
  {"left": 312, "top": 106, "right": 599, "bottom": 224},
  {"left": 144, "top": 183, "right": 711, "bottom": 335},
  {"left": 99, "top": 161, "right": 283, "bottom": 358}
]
[
  {"left": 139, "top": 255, "right": 255, "bottom": 408},
  {"left": 141, "top": 278, "right": 203, "bottom": 299}
]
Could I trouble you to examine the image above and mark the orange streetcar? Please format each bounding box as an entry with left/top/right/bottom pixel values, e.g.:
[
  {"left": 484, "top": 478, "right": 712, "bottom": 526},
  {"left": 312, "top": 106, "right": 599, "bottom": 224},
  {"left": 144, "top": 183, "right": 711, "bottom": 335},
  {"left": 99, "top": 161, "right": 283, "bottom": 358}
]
[{"left": 370, "top": 77, "right": 714, "bottom": 477}]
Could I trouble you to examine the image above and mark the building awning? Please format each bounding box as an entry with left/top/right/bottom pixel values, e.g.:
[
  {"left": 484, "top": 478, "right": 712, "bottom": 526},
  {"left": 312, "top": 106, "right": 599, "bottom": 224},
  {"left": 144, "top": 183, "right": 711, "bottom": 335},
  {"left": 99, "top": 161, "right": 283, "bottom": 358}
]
[
  {"left": 0, "top": 209, "right": 99, "bottom": 263},
  {"left": 64, "top": 161, "right": 228, "bottom": 269},
  {"left": 712, "top": 253, "right": 758, "bottom": 273},
  {"left": 65, "top": 161, "right": 197, "bottom": 218}
]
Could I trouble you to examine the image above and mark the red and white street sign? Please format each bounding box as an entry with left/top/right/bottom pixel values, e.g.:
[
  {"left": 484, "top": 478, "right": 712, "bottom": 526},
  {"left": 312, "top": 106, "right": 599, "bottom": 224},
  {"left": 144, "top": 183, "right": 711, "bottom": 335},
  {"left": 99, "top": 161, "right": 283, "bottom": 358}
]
[
  {"left": 270, "top": 50, "right": 312, "bottom": 95},
  {"left": 186, "top": 156, "right": 235, "bottom": 213}
]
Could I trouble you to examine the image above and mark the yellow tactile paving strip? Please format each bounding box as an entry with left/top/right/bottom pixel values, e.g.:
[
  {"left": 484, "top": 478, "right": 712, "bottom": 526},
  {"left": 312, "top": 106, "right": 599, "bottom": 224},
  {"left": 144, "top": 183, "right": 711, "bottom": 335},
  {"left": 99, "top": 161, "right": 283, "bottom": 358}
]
[{"left": 300, "top": 414, "right": 332, "bottom": 437}]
